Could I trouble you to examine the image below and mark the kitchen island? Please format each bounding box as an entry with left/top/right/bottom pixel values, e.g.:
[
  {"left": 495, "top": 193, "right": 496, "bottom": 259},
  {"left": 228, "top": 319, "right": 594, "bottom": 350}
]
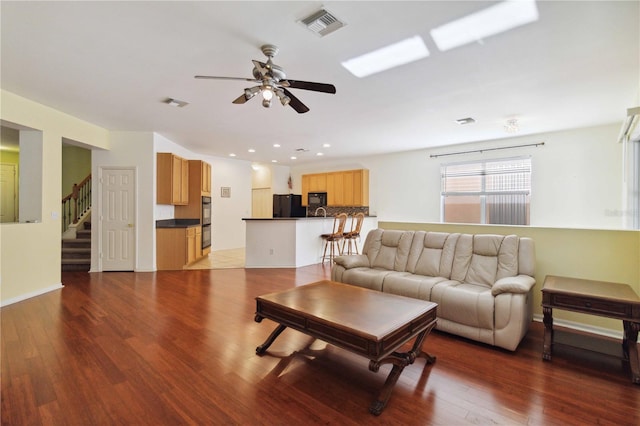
[{"left": 242, "top": 216, "right": 378, "bottom": 268}]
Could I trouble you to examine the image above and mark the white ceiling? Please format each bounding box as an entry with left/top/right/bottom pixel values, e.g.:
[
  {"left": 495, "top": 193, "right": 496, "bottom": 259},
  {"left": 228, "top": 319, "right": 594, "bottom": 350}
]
[{"left": 1, "top": 1, "right": 638, "bottom": 165}]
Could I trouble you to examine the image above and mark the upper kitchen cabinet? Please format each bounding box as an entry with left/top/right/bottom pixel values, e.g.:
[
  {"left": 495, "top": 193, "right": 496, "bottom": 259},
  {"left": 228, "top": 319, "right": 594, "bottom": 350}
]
[
  {"left": 175, "top": 159, "right": 213, "bottom": 219},
  {"left": 157, "top": 153, "right": 189, "bottom": 205},
  {"left": 301, "top": 169, "right": 369, "bottom": 206},
  {"left": 200, "top": 161, "right": 212, "bottom": 195}
]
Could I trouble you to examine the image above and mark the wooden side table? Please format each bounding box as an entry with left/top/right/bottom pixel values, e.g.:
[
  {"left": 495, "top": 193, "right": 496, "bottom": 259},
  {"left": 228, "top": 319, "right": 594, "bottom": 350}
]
[{"left": 541, "top": 275, "right": 640, "bottom": 384}]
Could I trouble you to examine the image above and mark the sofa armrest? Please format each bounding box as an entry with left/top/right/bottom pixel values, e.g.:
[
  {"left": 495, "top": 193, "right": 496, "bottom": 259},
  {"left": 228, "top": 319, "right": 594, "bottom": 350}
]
[
  {"left": 491, "top": 275, "right": 536, "bottom": 296},
  {"left": 334, "top": 254, "right": 370, "bottom": 269}
]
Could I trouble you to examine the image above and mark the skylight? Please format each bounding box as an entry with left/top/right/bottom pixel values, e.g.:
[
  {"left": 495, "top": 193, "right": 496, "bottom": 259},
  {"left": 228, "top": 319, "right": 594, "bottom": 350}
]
[
  {"left": 430, "top": 0, "right": 539, "bottom": 52},
  {"left": 341, "top": 35, "right": 430, "bottom": 78}
]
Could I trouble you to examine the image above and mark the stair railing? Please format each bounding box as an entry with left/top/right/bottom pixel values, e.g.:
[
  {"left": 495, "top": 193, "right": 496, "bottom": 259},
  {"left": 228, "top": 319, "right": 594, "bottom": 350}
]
[{"left": 62, "top": 174, "right": 91, "bottom": 232}]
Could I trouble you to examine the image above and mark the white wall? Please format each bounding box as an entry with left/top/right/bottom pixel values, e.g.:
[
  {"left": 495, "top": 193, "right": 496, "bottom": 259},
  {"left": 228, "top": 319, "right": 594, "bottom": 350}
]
[
  {"left": 291, "top": 123, "right": 625, "bottom": 230},
  {"left": 207, "top": 156, "right": 252, "bottom": 250},
  {"left": 93, "top": 132, "right": 156, "bottom": 271},
  {"left": 1, "top": 90, "right": 109, "bottom": 306}
]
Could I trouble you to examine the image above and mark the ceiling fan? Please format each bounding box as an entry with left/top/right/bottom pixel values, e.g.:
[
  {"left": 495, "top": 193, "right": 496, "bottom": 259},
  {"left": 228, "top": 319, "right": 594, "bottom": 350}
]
[{"left": 195, "top": 44, "right": 336, "bottom": 114}]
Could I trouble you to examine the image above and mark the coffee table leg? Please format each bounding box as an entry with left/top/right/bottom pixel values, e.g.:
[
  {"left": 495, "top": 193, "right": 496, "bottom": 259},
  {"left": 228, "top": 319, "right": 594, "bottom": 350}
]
[
  {"left": 256, "top": 324, "right": 287, "bottom": 355},
  {"left": 368, "top": 323, "right": 436, "bottom": 415},
  {"left": 542, "top": 306, "right": 553, "bottom": 361}
]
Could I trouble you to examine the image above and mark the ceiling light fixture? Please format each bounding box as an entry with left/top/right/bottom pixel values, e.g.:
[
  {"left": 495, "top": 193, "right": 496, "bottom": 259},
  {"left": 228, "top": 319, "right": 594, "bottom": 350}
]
[
  {"left": 430, "top": 0, "right": 539, "bottom": 52},
  {"left": 504, "top": 119, "right": 520, "bottom": 133},
  {"left": 341, "top": 35, "right": 430, "bottom": 78}
]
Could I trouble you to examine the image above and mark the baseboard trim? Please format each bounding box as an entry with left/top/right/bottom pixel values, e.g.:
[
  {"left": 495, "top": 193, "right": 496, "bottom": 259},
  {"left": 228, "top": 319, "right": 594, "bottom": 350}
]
[
  {"left": 532, "top": 314, "right": 623, "bottom": 340},
  {"left": 1, "top": 283, "right": 64, "bottom": 307}
]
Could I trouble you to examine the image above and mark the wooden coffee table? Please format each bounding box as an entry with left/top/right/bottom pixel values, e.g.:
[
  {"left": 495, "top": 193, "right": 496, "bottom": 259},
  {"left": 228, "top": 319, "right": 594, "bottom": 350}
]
[{"left": 254, "top": 280, "right": 438, "bottom": 415}]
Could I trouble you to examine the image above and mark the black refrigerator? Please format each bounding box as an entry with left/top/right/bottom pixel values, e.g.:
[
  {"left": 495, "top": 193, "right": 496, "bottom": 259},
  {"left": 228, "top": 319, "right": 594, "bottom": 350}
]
[{"left": 273, "top": 194, "right": 306, "bottom": 217}]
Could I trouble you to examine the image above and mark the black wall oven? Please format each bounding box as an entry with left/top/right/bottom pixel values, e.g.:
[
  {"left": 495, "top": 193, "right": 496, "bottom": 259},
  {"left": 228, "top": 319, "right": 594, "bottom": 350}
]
[{"left": 202, "top": 196, "right": 212, "bottom": 249}]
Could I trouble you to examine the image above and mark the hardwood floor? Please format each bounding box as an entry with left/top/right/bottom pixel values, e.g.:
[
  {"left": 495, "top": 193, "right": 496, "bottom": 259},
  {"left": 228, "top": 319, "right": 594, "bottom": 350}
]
[{"left": 2, "top": 266, "right": 639, "bottom": 425}]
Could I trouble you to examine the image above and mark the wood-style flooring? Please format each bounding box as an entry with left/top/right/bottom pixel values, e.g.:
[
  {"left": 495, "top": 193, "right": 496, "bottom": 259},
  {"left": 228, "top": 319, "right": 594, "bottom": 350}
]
[{"left": 2, "top": 265, "right": 639, "bottom": 425}]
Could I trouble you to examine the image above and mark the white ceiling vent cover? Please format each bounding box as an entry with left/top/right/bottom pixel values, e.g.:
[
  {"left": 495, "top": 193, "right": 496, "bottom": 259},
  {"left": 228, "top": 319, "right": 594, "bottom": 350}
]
[{"left": 299, "top": 9, "right": 346, "bottom": 37}]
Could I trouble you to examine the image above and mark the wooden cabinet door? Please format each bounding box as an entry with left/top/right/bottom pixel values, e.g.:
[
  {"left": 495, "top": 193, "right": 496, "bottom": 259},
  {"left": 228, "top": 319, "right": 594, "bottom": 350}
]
[
  {"left": 201, "top": 162, "right": 211, "bottom": 195},
  {"left": 309, "top": 174, "right": 327, "bottom": 191},
  {"left": 327, "top": 172, "right": 345, "bottom": 206},
  {"left": 156, "top": 228, "right": 187, "bottom": 270},
  {"left": 342, "top": 170, "right": 355, "bottom": 206},
  {"left": 186, "top": 227, "right": 196, "bottom": 264},
  {"left": 179, "top": 158, "right": 189, "bottom": 205},
  {"left": 196, "top": 226, "right": 202, "bottom": 259},
  {"left": 301, "top": 175, "right": 309, "bottom": 206}
]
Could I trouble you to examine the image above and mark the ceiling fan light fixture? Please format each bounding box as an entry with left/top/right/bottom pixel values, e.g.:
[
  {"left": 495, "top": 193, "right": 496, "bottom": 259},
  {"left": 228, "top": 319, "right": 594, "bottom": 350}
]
[
  {"left": 244, "top": 87, "right": 260, "bottom": 100},
  {"left": 275, "top": 89, "right": 290, "bottom": 106},
  {"left": 262, "top": 88, "right": 274, "bottom": 101},
  {"left": 262, "top": 98, "right": 272, "bottom": 108}
]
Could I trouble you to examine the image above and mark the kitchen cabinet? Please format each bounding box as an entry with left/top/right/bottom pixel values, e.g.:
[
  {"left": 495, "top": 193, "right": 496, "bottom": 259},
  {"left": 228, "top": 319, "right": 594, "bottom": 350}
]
[
  {"left": 201, "top": 161, "right": 212, "bottom": 195},
  {"left": 156, "top": 225, "right": 202, "bottom": 270},
  {"left": 157, "top": 153, "right": 189, "bottom": 205},
  {"left": 175, "top": 160, "right": 212, "bottom": 219},
  {"left": 301, "top": 169, "right": 369, "bottom": 206}
]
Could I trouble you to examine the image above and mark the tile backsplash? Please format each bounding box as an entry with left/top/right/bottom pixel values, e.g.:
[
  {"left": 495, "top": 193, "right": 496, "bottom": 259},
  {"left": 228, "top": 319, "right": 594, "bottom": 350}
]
[{"left": 307, "top": 206, "right": 370, "bottom": 217}]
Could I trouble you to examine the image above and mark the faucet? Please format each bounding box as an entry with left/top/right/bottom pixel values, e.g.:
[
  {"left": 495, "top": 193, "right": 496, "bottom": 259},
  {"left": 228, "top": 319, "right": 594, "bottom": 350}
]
[{"left": 314, "top": 207, "right": 327, "bottom": 217}]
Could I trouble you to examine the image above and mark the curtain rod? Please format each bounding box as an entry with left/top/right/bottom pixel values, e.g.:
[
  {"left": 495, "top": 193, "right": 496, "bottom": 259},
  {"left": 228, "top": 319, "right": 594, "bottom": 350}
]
[{"left": 429, "top": 142, "right": 545, "bottom": 158}]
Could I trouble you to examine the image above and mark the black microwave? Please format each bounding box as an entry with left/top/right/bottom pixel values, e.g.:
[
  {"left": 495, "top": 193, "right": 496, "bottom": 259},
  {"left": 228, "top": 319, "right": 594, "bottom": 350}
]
[{"left": 308, "top": 192, "right": 327, "bottom": 206}]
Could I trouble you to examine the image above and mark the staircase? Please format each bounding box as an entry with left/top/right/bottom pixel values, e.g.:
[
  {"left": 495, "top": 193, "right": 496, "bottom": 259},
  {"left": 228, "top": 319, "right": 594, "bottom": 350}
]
[{"left": 62, "top": 222, "right": 91, "bottom": 271}]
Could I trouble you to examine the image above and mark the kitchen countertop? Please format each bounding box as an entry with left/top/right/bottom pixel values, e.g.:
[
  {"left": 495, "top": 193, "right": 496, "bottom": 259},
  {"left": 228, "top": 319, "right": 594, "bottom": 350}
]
[{"left": 156, "top": 219, "right": 200, "bottom": 228}]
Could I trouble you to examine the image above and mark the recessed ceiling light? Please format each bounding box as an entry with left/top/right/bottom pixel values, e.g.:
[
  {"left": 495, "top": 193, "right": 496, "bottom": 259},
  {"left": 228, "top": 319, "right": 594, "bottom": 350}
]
[
  {"left": 341, "top": 35, "right": 430, "bottom": 78},
  {"left": 229, "top": 153, "right": 236, "bottom": 157},
  {"left": 164, "top": 98, "right": 189, "bottom": 107},
  {"left": 316, "top": 152, "right": 324, "bottom": 156},
  {"left": 290, "top": 156, "right": 297, "bottom": 160},
  {"left": 322, "top": 143, "right": 331, "bottom": 148},
  {"left": 273, "top": 144, "right": 281, "bottom": 148},
  {"left": 248, "top": 149, "right": 256, "bottom": 153},
  {"left": 271, "top": 160, "right": 278, "bottom": 163},
  {"left": 430, "top": 0, "right": 539, "bottom": 52}
]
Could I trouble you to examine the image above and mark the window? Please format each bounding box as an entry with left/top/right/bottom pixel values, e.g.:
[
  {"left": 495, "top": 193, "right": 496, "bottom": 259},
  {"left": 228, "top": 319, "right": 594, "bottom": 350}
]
[{"left": 441, "top": 156, "right": 531, "bottom": 225}]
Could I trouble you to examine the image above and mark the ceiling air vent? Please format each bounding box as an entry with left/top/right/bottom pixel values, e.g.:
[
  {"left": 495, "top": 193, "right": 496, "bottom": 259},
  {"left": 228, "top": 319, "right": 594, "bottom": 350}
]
[{"left": 299, "top": 9, "right": 346, "bottom": 37}]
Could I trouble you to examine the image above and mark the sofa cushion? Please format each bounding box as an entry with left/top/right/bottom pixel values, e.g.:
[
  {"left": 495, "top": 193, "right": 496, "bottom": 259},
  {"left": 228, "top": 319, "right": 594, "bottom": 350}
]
[
  {"left": 382, "top": 272, "right": 449, "bottom": 300},
  {"left": 406, "top": 231, "right": 459, "bottom": 279},
  {"left": 368, "top": 230, "right": 414, "bottom": 272},
  {"left": 341, "top": 268, "right": 393, "bottom": 292}
]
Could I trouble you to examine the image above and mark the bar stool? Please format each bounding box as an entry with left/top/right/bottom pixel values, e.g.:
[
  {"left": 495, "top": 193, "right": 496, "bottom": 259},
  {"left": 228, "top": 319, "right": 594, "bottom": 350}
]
[
  {"left": 320, "top": 213, "right": 348, "bottom": 264},
  {"left": 342, "top": 212, "right": 365, "bottom": 255}
]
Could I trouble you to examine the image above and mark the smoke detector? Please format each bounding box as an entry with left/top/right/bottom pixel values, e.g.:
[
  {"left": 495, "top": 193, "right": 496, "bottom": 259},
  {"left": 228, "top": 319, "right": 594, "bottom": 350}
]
[{"left": 299, "top": 8, "right": 346, "bottom": 37}]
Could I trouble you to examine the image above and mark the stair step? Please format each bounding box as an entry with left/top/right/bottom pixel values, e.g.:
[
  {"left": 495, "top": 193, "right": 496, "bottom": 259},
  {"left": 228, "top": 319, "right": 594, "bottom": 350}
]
[
  {"left": 62, "top": 227, "right": 91, "bottom": 272},
  {"left": 61, "top": 258, "right": 91, "bottom": 264},
  {"left": 62, "top": 239, "right": 91, "bottom": 249}
]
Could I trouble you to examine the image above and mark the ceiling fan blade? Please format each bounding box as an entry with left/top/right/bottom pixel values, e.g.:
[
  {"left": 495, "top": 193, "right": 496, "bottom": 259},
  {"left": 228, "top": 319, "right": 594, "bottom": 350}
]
[
  {"left": 195, "top": 75, "right": 259, "bottom": 83},
  {"left": 232, "top": 93, "right": 249, "bottom": 104},
  {"left": 282, "top": 88, "right": 309, "bottom": 114},
  {"left": 286, "top": 80, "right": 336, "bottom": 94}
]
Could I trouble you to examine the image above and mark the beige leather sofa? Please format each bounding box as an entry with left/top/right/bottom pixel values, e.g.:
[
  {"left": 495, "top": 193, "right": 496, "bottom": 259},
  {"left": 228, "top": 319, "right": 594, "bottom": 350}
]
[{"left": 331, "top": 229, "right": 536, "bottom": 351}]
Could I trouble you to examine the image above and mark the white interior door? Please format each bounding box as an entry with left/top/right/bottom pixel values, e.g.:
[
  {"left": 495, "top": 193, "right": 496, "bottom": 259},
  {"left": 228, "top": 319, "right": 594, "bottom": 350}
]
[
  {"left": 100, "top": 168, "right": 135, "bottom": 271},
  {"left": 0, "top": 164, "right": 17, "bottom": 223}
]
